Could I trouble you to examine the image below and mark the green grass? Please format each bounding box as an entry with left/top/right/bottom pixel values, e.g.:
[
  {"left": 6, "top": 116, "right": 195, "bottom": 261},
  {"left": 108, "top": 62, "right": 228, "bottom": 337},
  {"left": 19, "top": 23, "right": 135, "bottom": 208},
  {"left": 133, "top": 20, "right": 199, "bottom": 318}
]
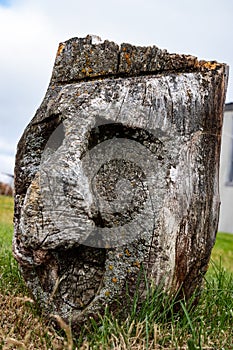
[
  {"left": 0, "top": 194, "right": 233, "bottom": 349},
  {"left": 209, "top": 232, "right": 233, "bottom": 273},
  {"left": 0, "top": 196, "right": 26, "bottom": 296}
]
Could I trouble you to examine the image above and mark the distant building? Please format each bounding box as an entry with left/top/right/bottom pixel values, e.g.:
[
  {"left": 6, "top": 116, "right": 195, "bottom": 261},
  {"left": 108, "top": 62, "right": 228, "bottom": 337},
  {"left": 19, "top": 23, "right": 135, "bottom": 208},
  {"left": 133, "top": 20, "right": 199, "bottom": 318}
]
[
  {"left": 219, "top": 102, "right": 233, "bottom": 233},
  {"left": 0, "top": 182, "right": 13, "bottom": 196},
  {"left": 0, "top": 173, "right": 14, "bottom": 196}
]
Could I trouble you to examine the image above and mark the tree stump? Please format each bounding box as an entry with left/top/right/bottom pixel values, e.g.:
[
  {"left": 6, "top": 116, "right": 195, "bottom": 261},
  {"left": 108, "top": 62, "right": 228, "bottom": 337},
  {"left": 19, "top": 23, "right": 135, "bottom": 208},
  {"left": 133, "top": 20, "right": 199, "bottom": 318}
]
[{"left": 13, "top": 35, "right": 228, "bottom": 329}]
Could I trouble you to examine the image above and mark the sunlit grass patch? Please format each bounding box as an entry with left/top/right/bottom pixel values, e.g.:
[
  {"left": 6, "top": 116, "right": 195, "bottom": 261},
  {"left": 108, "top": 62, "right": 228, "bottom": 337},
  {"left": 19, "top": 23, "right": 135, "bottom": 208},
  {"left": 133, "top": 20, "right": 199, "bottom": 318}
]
[
  {"left": 210, "top": 231, "right": 233, "bottom": 273},
  {"left": 0, "top": 195, "right": 14, "bottom": 226}
]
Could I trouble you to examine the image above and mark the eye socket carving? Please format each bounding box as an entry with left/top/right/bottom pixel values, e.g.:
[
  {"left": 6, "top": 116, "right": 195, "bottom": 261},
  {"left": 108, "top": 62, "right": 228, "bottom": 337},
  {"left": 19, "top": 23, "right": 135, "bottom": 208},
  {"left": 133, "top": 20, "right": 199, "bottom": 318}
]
[{"left": 86, "top": 122, "right": 163, "bottom": 157}]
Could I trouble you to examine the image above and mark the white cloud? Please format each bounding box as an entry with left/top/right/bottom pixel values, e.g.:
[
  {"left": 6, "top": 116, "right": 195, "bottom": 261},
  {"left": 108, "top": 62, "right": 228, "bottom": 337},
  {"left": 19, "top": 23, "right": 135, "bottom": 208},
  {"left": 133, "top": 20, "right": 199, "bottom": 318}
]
[
  {"left": 0, "top": 154, "right": 15, "bottom": 176},
  {"left": 0, "top": 1, "right": 58, "bottom": 173},
  {"left": 0, "top": 139, "right": 16, "bottom": 155}
]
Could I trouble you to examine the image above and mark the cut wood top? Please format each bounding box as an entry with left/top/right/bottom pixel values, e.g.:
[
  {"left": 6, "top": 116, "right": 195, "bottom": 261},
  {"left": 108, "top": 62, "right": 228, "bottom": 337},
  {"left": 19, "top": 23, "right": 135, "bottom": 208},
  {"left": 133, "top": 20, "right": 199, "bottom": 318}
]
[{"left": 50, "top": 35, "right": 227, "bottom": 85}]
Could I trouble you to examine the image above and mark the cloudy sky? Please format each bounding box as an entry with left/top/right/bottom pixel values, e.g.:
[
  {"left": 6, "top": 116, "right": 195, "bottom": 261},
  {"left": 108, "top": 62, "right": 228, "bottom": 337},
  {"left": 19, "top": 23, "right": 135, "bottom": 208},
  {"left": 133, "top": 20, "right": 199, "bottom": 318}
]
[{"left": 0, "top": 0, "right": 233, "bottom": 182}]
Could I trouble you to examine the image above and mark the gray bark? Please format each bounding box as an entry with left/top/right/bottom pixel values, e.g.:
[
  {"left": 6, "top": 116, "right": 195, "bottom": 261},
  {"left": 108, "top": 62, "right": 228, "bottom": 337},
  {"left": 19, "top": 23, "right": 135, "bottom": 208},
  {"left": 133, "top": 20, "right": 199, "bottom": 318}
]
[{"left": 13, "top": 35, "right": 228, "bottom": 329}]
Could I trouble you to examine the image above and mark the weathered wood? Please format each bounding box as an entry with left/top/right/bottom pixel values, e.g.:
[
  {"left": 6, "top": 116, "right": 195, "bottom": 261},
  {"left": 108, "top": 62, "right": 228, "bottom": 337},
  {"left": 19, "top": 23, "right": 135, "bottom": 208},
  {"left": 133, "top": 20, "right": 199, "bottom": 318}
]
[{"left": 13, "top": 35, "right": 228, "bottom": 329}]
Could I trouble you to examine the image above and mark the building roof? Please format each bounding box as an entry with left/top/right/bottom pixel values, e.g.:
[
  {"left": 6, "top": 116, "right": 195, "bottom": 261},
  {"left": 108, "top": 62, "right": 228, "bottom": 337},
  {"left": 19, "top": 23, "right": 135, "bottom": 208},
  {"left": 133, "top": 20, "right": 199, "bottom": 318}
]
[{"left": 225, "top": 102, "right": 233, "bottom": 111}]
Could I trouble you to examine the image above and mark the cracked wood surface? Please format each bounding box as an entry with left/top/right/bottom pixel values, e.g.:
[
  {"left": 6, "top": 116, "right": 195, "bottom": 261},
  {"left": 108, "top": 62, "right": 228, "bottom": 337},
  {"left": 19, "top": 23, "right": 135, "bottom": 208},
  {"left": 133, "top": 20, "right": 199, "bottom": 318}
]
[{"left": 13, "top": 35, "right": 228, "bottom": 330}]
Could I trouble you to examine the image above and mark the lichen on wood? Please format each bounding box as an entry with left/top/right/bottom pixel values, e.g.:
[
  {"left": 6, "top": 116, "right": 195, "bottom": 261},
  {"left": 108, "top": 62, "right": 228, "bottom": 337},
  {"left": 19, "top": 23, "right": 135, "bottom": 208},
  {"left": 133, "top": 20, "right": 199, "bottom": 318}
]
[{"left": 13, "top": 35, "right": 228, "bottom": 330}]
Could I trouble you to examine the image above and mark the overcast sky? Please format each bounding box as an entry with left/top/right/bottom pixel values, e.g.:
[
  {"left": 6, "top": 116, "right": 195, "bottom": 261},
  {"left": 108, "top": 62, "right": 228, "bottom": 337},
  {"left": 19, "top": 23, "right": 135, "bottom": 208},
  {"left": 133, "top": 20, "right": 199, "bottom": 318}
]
[{"left": 0, "top": 0, "right": 233, "bottom": 182}]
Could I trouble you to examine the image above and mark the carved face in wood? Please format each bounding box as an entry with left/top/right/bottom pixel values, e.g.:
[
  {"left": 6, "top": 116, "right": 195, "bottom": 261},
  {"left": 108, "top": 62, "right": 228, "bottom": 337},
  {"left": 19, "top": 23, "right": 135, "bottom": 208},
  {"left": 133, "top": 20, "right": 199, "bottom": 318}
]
[
  {"left": 21, "top": 75, "right": 204, "bottom": 251},
  {"left": 13, "top": 36, "right": 227, "bottom": 328}
]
